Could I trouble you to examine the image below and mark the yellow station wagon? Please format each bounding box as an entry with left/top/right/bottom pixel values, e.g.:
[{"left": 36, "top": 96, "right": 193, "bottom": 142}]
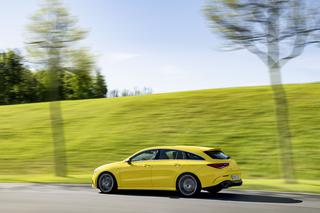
[{"left": 92, "top": 146, "right": 242, "bottom": 197}]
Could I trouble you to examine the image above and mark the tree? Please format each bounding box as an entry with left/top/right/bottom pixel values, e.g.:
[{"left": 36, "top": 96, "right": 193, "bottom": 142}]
[
  {"left": 62, "top": 71, "right": 77, "bottom": 100},
  {"left": 121, "top": 89, "right": 132, "bottom": 97},
  {"left": 0, "top": 50, "right": 24, "bottom": 104},
  {"left": 0, "top": 50, "right": 41, "bottom": 104},
  {"left": 204, "top": 0, "right": 320, "bottom": 182},
  {"left": 108, "top": 87, "right": 152, "bottom": 98},
  {"left": 142, "top": 87, "right": 153, "bottom": 95},
  {"left": 34, "top": 69, "right": 51, "bottom": 101},
  {"left": 26, "top": 0, "right": 87, "bottom": 176},
  {"left": 93, "top": 70, "right": 107, "bottom": 98},
  {"left": 13, "top": 69, "right": 43, "bottom": 104},
  {"left": 69, "top": 49, "right": 95, "bottom": 99},
  {"left": 109, "top": 89, "right": 119, "bottom": 98}
]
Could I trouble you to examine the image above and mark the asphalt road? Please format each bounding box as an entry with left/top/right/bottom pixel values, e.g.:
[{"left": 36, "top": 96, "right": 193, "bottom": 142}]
[{"left": 0, "top": 183, "right": 319, "bottom": 213}]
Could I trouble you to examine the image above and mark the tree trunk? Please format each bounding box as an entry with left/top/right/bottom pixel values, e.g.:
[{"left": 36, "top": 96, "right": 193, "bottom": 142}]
[
  {"left": 48, "top": 61, "right": 67, "bottom": 177},
  {"left": 267, "top": 3, "right": 295, "bottom": 183},
  {"left": 269, "top": 66, "right": 295, "bottom": 183},
  {"left": 49, "top": 101, "right": 67, "bottom": 177}
]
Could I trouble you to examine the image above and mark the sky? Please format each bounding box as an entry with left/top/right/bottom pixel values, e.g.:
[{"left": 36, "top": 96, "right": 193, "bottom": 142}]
[{"left": 0, "top": 0, "right": 319, "bottom": 93}]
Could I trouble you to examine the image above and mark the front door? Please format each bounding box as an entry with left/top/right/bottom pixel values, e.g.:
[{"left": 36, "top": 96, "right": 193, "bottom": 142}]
[{"left": 119, "top": 149, "right": 158, "bottom": 189}]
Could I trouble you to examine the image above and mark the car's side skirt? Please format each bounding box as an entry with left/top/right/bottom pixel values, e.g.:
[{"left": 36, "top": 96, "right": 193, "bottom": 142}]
[{"left": 117, "top": 186, "right": 176, "bottom": 191}]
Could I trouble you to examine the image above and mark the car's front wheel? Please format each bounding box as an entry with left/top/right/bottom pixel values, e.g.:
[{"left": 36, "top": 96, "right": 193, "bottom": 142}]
[
  {"left": 177, "top": 173, "right": 201, "bottom": 197},
  {"left": 98, "top": 172, "right": 117, "bottom": 193}
]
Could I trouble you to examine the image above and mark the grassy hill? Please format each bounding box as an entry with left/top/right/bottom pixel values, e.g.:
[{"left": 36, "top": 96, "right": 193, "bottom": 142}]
[{"left": 0, "top": 83, "right": 319, "bottom": 190}]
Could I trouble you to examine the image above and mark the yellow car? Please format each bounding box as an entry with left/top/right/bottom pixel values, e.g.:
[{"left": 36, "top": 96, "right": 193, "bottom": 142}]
[{"left": 92, "top": 146, "right": 242, "bottom": 197}]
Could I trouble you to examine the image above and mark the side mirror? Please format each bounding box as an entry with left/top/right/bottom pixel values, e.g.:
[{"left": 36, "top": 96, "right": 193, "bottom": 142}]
[{"left": 126, "top": 159, "right": 132, "bottom": 165}]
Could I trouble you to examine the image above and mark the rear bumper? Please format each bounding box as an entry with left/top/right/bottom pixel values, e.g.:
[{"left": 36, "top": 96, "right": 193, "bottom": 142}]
[
  {"left": 222, "top": 179, "right": 243, "bottom": 187},
  {"left": 204, "top": 179, "right": 242, "bottom": 190}
]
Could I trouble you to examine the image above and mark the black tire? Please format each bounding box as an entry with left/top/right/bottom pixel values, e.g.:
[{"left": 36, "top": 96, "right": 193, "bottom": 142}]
[
  {"left": 98, "top": 172, "right": 117, "bottom": 193},
  {"left": 176, "top": 173, "right": 201, "bottom": 197},
  {"left": 206, "top": 185, "right": 223, "bottom": 194}
]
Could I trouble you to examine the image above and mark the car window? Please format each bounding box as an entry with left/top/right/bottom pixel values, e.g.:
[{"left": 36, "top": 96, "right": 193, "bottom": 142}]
[
  {"left": 184, "top": 152, "right": 204, "bottom": 160},
  {"left": 158, "top": 150, "right": 179, "bottom": 160},
  {"left": 157, "top": 149, "right": 204, "bottom": 160},
  {"left": 204, "top": 150, "right": 230, "bottom": 159},
  {"left": 131, "top": 150, "right": 158, "bottom": 162}
]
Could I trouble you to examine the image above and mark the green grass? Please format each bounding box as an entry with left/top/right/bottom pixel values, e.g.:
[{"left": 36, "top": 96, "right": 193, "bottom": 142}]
[
  {"left": 241, "top": 179, "right": 320, "bottom": 194},
  {"left": 0, "top": 83, "right": 319, "bottom": 192}
]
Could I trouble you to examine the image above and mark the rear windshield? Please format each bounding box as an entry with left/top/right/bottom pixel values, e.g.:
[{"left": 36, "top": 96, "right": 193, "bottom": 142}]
[{"left": 204, "top": 150, "right": 230, "bottom": 159}]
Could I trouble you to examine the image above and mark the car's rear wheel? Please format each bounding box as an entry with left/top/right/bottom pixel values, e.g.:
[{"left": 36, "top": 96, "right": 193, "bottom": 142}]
[
  {"left": 98, "top": 172, "right": 117, "bottom": 193},
  {"left": 177, "top": 173, "right": 201, "bottom": 197}
]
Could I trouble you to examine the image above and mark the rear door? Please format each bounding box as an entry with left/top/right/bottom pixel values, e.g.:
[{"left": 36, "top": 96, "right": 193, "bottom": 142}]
[{"left": 151, "top": 149, "right": 182, "bottom": 189}]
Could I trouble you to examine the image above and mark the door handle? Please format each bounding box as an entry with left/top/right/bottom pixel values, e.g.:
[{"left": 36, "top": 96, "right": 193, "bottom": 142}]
[
  {"left": 143, "top": 164, "right": 151, "bottom": 167},
  {"left": 174, "top": 164, "right": 181, "bottom": 167}
]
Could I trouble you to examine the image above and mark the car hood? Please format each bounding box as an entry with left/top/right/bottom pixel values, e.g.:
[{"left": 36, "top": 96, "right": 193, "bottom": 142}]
[{"left": 95, "top": 161, "right": 123, "bottom": 172}]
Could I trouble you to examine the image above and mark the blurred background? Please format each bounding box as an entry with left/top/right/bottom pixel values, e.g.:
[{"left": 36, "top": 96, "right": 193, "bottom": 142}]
[{"left": 0, "top": 0, "right": 319, "bottom": 193}]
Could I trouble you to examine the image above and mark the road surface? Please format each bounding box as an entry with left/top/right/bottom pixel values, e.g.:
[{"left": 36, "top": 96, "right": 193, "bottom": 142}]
[{"left": 0, "top": 183, "right": 319, "bottom": 213}]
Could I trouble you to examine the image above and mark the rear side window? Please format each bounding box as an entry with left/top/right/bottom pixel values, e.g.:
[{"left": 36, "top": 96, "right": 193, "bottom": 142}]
[
  {"left": 184, "top": 152, "right": 204, "bottom": 160},
  {"left": 205, "top": 150, "right": 230, "bottom": 159},
  {"left": 157, "top": 149, "right": 204, "bottom": 160},
  {"left": 158, "top": 150, "right": 178, "bottom": 160}
]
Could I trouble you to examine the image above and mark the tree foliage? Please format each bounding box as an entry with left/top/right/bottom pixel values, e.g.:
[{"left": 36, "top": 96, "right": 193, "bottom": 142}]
[
  {"left": 0, "top": 49, "right": 108, "bottom": 105},
  {"left": 0, "top": 50, "right": 42, "bottom": 105},
  {"left": 93, "top": 70, "right": 108, "bottom": 98},
  {"left": 109, "top": 87, "right": 153, "bottom": 98},
  {"left": 26, "top": 0, "right": 87, "bottom": 101},
  {"left": 205, "top": 0, "right": 320, "bottom": 67}
]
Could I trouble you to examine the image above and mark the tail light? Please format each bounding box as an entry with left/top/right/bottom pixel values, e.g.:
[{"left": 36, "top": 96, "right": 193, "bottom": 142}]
[{"left": 207, "top": 163, "right": 229, "bottom": 169}]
